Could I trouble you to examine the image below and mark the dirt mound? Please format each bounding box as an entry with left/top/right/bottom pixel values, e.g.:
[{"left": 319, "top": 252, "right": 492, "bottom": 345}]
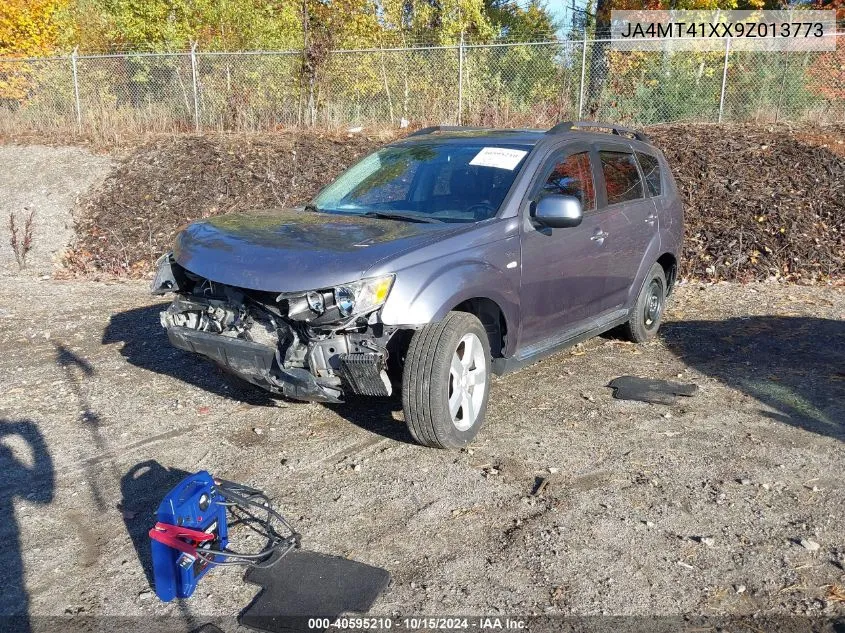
[
  {"left": 68, "top": 124, "right": 845, "bottom": 282},
  {"left": 69, "top": 132, "right": 387, "bottom": 275},
  {"left": 648, "top": 123, "right": 845, "bottom": 282}
]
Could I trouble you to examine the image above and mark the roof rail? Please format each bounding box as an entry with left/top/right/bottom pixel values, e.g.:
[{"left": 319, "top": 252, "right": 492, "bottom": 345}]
[
  {"left": 408, "top": 125, "right": 488, "bottom": 137},
  {"left": 546, "top": 121, "right": 651, "bottom": 144}
]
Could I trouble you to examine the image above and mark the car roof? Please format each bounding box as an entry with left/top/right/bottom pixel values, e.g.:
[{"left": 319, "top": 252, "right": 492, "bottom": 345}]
[
  {"left": 390, "top": 122, "right": 658, "bottom": 154},
  {"left": 390, "top": 128, "right": 547, "bottom": 147}
]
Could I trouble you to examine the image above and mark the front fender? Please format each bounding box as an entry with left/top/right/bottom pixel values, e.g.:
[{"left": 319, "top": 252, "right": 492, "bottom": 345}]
[{"left": 380, "top": 258, "right": 520, "bottom": 354}]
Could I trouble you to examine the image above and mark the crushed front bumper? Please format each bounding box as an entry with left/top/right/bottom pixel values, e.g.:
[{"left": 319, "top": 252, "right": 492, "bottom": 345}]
[{"left": 166, "top": 326, "right": 344, "bottom": 403}]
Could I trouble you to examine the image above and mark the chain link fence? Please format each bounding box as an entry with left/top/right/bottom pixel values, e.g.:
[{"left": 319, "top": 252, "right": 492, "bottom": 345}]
[{"left": 0, "top": 34, "right": 842, "bottom": 137}]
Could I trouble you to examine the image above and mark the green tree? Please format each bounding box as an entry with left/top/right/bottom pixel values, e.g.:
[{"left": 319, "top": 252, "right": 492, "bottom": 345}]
[
  {"left": 483, "top": 0, "right": 559, "bottom": 40},
  {"left": 63, "top": 0, "right": 305, "bottom": 52},
  {"left": 378, "top": 0, "right": 495, "bottom": 44}
]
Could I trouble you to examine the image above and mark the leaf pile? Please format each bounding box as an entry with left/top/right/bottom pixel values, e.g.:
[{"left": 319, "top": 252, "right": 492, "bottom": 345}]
[
  {"left": 69, "top": 124, "right": 845, "bottom": 282},
  {"left": 649, "top": 123, "right": 845, "bottom": 282},
  {"left": 69, "top": 132, "right": 385, "bottom": 275}
]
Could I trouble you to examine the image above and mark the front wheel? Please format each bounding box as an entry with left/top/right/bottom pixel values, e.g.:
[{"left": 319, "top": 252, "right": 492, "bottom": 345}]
[
  {"left": 623, "top": 262, "right": 667, "bottom": 343},
  {"left": 402, "top": 312, "right": 491, "bottom": 449}
]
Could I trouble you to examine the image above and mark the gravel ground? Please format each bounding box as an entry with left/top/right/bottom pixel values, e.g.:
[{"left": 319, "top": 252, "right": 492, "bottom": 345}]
[
  {"left": 0, "top": 141, "right": 843, "bottom": 632},
  {"left": 0, "top": 276, "right": 843, "bottom": 631},
  {"left": 0, "top": 146, "right": 114, "bottom": 276}
]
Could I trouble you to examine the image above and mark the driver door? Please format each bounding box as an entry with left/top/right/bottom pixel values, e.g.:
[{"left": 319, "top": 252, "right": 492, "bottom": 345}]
[{"left": 518, "top": 144, "right": 608, "bottom": 352}]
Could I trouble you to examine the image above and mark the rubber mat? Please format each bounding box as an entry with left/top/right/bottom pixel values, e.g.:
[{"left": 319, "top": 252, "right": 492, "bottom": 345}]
[
  {"left": 191, "top": 625, "right": 225, "bottom": 633},
  {"left": 239, "top": 549, "right": 391, "bottom": 633},
  {"left": 608, "top": 375, "right": 698, "bottom": 404}
]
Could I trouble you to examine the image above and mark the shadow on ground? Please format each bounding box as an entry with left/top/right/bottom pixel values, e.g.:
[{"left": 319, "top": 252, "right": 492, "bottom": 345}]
[
  {"left": 662, "top": 316, "right": 845, "bottom": 441},
  {"left": 104, "top": 305, "right": 413, "bottom": 443},
  {"left": 54, "top": 342, "right": 113, "bottom": 511},
  {"left": 0, "top": 420, "right": 54, "bottom": 633},
  {"left": 120, "top": 461, "right": 192, "bottom": 590},
  {"left": 324, "top": 397, "right": 413, "bottom": 444},
  {"left": 103, "top": 304, "right": 278, "bottom": 407}
]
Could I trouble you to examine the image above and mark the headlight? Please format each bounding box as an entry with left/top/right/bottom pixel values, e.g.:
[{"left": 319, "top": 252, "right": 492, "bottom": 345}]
[
  {"left": 306, "top": 291, "right": 325, "bottom": 314},
  {"left": 334, "top": 275, "right": 394, "bottom": 318},
  {"left": 335, "top": 286, "right": 356, "bottom": 316}
]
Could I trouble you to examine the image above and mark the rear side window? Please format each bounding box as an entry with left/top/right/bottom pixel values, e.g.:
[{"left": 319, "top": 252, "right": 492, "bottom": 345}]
[
  {"left": 599, "top": 151, "right": 644, "bottom": 205},
  {"left": 636, "top": 152, "right": 662, "bottom": 197},
  {"left": 541, "top": 152, "right": 596, "bottom": 211}
]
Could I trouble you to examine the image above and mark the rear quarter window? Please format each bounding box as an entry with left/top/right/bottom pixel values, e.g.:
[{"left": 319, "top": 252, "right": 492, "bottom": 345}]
[
  {"left": 598, "top": 151, "right": 644, "bottom": 205},
  {"left": 636, "top": 152, "right": 662, "bottom": 197}
]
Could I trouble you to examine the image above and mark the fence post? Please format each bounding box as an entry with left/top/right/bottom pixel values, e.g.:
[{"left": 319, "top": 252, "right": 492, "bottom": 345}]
[
  {"left": 578, "top": 32, "right": 587, "bottom": 120},
  {"left": 190, "top": 42, "right": 200, "bottom": 132},
  {"left": 71, "top": 47, "right": 81, "bottom": 131},
  {"left": 457, "top": 32, "right": 464, "bottom": 125},
  {"left": 718, "top": 37, "right": 731, "bottom": 123},
  {"left": 774, "top": 50, "right": 791, "bottom": 123}
]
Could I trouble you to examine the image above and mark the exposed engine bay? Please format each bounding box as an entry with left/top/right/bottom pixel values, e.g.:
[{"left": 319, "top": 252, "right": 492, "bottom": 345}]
[{"left": 154, "top": 254, "right": 399, "bottom": 403}]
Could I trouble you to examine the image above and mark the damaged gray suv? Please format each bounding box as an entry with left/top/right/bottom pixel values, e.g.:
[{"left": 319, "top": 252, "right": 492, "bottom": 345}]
[{"left": 153, "top": 121, "right": 682, "bottom": 448}]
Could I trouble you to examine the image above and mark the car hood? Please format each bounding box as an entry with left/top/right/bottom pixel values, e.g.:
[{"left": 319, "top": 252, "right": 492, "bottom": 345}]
[{"left": 173, "top": 208, "right": 462, "bottom": 292}]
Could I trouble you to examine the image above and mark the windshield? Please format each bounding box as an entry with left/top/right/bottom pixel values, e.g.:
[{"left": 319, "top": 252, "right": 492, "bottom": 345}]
[{"left": 311, "top": 142, "right": 532, "bottom": 223}]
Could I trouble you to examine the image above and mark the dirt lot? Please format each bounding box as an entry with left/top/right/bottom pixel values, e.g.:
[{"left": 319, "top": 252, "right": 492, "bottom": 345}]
[
  {"left": 0, "top": 139, "right": 843, "bottom": 631},
  {"left": 0, "top": 274, "right": 843, "bottom": 630},
  {"left": 0, "top": 145, "right": 113, "bottom": 275}
]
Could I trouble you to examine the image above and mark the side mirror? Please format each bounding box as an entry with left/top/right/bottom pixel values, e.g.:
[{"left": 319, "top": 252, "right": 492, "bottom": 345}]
[{"left": 532, "top": 194, "right": 583, "bottom": 228}]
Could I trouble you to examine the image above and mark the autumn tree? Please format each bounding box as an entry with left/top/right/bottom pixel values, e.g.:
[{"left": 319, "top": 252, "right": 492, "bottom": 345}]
[
  {"left": 58, "top": 0, "right": 306, "bottom": 53},
  {"left": 581, "top": 0, "right": 779, "bottom": 117},
  {"left": 0, "top": 0, "right": 69, "bottom": 57},
  {"left": 0, "top": 0, "right": 71, "bottom": 103},
  {"left": 484, "top": 0, "right": 559, "bottom": 40},
  {"left": 378, "top": 0, "right": 495, "bottom": 45}
]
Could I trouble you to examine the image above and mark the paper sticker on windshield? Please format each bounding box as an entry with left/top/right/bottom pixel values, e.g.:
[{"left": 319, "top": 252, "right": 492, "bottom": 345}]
[{"left": 469, "top": 147, "right": 528, "bottom": 170}]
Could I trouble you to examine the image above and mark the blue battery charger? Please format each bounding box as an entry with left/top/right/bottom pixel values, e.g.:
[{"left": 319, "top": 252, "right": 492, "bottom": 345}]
[{"left": 149, "top": 470, "right": 229, "bottom": 601}]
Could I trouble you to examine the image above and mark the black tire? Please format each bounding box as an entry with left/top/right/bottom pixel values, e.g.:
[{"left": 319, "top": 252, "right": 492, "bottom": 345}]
[
  {"left": 402, "top": 312, "right": 492, "bottom": 449},
  {"left": 623, "top": 263, "right": 668, "bottom": 343}
]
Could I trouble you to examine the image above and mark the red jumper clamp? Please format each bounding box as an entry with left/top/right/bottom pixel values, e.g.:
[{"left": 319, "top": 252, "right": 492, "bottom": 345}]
[{"left": 149, "top": 522, "right": 216, "bottom": 566}]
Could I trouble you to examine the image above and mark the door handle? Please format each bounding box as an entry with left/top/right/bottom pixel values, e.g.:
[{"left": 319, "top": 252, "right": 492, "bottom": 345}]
[
  {"left": 590, "top": 230, "right": 609, "bottom": 242},
  {"left": 645, "top": 213, "right": 658, "bottom": 224}
]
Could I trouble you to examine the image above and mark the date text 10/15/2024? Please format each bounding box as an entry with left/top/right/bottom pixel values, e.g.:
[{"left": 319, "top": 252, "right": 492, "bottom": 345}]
[{"left": 307, "top": 617, "right": 527, "bottom": 630}]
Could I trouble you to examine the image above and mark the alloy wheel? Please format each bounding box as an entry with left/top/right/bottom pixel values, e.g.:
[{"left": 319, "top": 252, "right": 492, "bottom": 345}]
[{"left": 447, "top": 333, "right": 487, "bottom": 431}]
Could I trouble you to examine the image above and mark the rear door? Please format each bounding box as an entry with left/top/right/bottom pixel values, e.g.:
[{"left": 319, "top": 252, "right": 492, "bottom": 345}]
[
  {"left": 518, "top": 142, "right": 607, "bottom": 350},
  {"left": 593, "top": 143, "right": 659, "bottom": 311},
  {"left": 636, "top": 149, "right": 681, "bottom": 267}
]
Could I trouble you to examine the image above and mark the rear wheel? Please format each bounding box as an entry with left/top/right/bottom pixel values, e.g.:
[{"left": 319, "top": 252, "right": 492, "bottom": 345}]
[
  {"left": 402, "top": 312, "right": 491, "bottom": 449},
  {"left": 623, "top": 263, "right": 667, "bottom": 343}
]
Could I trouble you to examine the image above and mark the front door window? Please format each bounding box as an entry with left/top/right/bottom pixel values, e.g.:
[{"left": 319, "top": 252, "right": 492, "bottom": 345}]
[{"left": 541, "top": 152, "right": 596, "bottom": 211}]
